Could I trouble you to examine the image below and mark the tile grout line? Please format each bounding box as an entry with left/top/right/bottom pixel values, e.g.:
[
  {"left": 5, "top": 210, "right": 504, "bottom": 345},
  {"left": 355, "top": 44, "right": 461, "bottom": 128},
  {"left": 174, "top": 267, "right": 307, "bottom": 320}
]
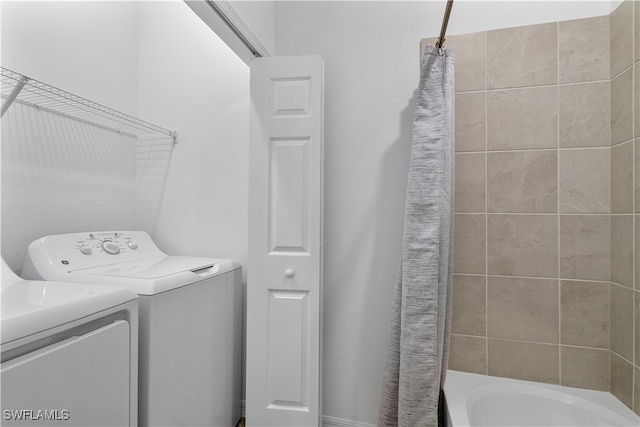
[
  {"left": 455, "top": 78, "right": 613, "bottom": 95},
  {"left": 611, "top": 138, "right": 636, "bottom": 149},
  {"left": 611, "top": 60, "right": 635, "bottom": 82},
  {"left": 456, "top": 272, "right": 617, "bottom": 284},
  {"left": 457, "top": 212, "right": 626, "bottom": 216},
  {"left": 608, "top": 6, "right": 612, "bottom": 396},
  {"left": 458, "top": 146, "right": 615, "bottom": 154},
  {"left": 611, "top": 348, "right": 637, "bottom": 372},
  {"left": 557, "top": 20, "right": 563, "bottom": 386},
  {"left": 631, "top": 0, "right": 636, "bottom": 412},
  {"left": 455, "top": 334, "right": 611, "bottom": 351},
  {"left": 484, "top": 29, "right": 489, "bottom": 376},
  {"left": 452, "top": 332, "right": 610, "bottom": 349}
]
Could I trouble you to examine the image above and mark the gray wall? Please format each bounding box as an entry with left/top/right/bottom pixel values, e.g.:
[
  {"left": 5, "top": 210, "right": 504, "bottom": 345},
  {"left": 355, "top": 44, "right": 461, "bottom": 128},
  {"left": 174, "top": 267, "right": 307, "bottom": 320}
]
[{"left": 448, "top": 15, "right": 612, "bottom": 386}]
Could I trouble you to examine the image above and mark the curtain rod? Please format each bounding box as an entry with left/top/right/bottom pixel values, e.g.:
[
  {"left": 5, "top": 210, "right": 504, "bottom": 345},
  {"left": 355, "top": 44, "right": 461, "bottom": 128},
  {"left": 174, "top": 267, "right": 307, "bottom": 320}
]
[{"left": 436, "top": 0, "right": 454, "bottom": 48}]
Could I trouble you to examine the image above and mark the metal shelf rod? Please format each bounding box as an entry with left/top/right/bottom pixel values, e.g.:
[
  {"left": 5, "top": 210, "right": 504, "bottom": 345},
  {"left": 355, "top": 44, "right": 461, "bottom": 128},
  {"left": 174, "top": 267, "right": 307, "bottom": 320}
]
[{"left": 1, "top": 67, "right": 177, "bottom": 143}]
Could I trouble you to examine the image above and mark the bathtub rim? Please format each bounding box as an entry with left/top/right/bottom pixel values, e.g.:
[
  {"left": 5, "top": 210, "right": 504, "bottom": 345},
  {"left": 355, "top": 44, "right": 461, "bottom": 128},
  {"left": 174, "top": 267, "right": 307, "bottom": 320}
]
[{"left": 443, "top": 369, "right": 640, "bottom": 427}]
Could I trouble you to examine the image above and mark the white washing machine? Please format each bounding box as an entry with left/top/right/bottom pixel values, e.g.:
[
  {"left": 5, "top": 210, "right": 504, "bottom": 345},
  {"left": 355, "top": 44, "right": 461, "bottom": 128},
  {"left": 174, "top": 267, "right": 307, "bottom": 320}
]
[
  {"left": 22, "top": 231, "right": 243, "bottom": 427},
  {"left": 1, "top": 258, "right": 139, "bottom": 427}
]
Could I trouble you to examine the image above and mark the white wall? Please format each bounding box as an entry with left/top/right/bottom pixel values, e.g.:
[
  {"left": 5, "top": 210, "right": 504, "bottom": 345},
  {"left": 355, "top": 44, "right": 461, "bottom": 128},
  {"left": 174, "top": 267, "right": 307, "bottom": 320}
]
[
  {"left": 0, "top": 1, "right": 139, "bottom": 115},
  {"left": 136, "top": 0, "right": 249, "bottom": 271},
  {"left": 0, "top": 0, "right": 249, "bottom": 275},
  {"left": 274, "top": 1, "right": 612, "bottom": 424},
  {"left": 1, "top": 1, "right": 140, "bottom": 271}
]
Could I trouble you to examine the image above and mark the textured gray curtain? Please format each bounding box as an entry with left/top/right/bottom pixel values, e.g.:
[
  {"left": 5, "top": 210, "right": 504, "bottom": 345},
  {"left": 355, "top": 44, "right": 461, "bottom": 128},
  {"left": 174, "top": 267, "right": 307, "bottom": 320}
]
[{"left": 377, "top": 45, "right": 455, "bottom": 427}]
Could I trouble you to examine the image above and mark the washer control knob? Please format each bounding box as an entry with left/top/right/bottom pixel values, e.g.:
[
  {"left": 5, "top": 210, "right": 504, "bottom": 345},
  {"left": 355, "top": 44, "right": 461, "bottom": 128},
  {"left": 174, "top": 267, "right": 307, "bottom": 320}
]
[
  {"left": 101, "top": 240, "right": 120, "bottom": 255},
  {"left": 285, "top": 269, "right": 295, "bottom": 278},
  {"left": 127, "top": 241, "right": 138, "bottom": 250},
  {"left": 79, "top": 245, "right": 92, "bottom": 255}
]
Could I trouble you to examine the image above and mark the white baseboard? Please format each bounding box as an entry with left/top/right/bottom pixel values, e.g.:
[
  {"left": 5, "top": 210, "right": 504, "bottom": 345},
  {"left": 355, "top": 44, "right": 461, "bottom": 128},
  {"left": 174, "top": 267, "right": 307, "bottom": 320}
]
[
  {"left": 322, "top": 415, "right": 376, "bottom": 427},
  {"left": 240, "top": 402, "right": 374, "bottom": 427}
]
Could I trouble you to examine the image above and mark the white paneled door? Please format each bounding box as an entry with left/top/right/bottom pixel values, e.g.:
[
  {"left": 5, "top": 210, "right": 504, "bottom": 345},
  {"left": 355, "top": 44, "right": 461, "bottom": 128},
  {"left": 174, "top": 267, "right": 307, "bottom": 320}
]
[{"left": 246, "top": 55, "right": 324, "bottom": 427}]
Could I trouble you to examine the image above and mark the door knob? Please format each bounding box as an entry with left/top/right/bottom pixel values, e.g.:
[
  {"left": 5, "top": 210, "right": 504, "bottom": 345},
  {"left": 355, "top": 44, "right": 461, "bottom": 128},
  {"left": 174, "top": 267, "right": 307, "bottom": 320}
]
[{"left": 285, "top": 269, "right": 295, "bottom": 278}]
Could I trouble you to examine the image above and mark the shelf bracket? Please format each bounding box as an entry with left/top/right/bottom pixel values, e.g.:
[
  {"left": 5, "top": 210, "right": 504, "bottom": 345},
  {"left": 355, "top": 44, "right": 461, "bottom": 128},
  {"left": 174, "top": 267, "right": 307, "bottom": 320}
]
[{"left": 1, "top": 76, "right": 28, "bottom": 118}]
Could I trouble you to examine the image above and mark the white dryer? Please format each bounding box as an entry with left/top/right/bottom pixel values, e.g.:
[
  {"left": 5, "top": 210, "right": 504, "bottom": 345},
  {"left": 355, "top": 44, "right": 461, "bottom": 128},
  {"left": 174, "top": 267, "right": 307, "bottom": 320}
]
[
  {"left": 22, "top": 231, "right": 242, "bottom": 427},
  {"left": 1, "top": 259, "right": 139, "bottom": 427}
]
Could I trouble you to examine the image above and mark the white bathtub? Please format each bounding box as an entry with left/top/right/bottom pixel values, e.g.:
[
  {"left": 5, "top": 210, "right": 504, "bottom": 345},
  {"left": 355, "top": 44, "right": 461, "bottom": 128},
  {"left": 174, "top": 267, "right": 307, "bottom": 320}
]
[{"left": 444, "top": 370, "right": 639, "bottom": 427}]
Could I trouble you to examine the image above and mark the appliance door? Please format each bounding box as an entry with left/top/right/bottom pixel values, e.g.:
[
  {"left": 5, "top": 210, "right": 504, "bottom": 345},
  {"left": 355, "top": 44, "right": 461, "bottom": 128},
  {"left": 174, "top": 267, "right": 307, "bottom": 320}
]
[{"left": 1, "top": 320, "right": 131, "bottom": 426}]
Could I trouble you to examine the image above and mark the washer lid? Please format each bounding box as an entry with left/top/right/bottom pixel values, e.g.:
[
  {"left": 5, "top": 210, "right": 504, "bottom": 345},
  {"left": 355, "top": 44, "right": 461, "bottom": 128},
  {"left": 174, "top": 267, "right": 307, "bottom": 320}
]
[
  {"left": 67, "top": 256, "right": 240, "bottom": 295},
  {"left": 70, "top": 256, "right": 221, "bottom": 280}
]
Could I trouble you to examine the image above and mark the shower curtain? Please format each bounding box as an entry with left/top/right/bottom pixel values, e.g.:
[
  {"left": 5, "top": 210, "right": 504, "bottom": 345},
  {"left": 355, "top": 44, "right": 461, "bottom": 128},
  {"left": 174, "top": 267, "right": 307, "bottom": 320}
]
[{"left": 377, "top": 45, "right": 455, "bottom": 427}]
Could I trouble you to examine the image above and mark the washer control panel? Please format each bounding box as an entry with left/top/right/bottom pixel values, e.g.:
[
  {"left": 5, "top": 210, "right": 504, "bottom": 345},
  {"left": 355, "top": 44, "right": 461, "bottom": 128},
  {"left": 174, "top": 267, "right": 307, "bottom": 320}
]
[
  {"left": 74, "top": 232, "right": 139, "bottom": 257},
  {"left": 25, "top": 231, "right": 166, "bottom": 273}
]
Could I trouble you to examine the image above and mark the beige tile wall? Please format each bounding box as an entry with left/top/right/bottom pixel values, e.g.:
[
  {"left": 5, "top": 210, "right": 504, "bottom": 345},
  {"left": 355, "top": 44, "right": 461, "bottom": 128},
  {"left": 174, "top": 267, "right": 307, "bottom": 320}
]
[
  {"left": 448, "top": 1, "right": 639, "bottom": 414},
  {"left": 610, "top": 0, "right": 639, "bottom": 414}
]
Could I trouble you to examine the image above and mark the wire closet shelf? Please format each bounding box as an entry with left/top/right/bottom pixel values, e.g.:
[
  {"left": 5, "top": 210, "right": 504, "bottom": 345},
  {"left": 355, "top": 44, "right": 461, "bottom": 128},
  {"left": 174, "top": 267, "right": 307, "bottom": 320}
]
[{"left": 0, "top": 67, "right": 177, "bottom": 143}]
